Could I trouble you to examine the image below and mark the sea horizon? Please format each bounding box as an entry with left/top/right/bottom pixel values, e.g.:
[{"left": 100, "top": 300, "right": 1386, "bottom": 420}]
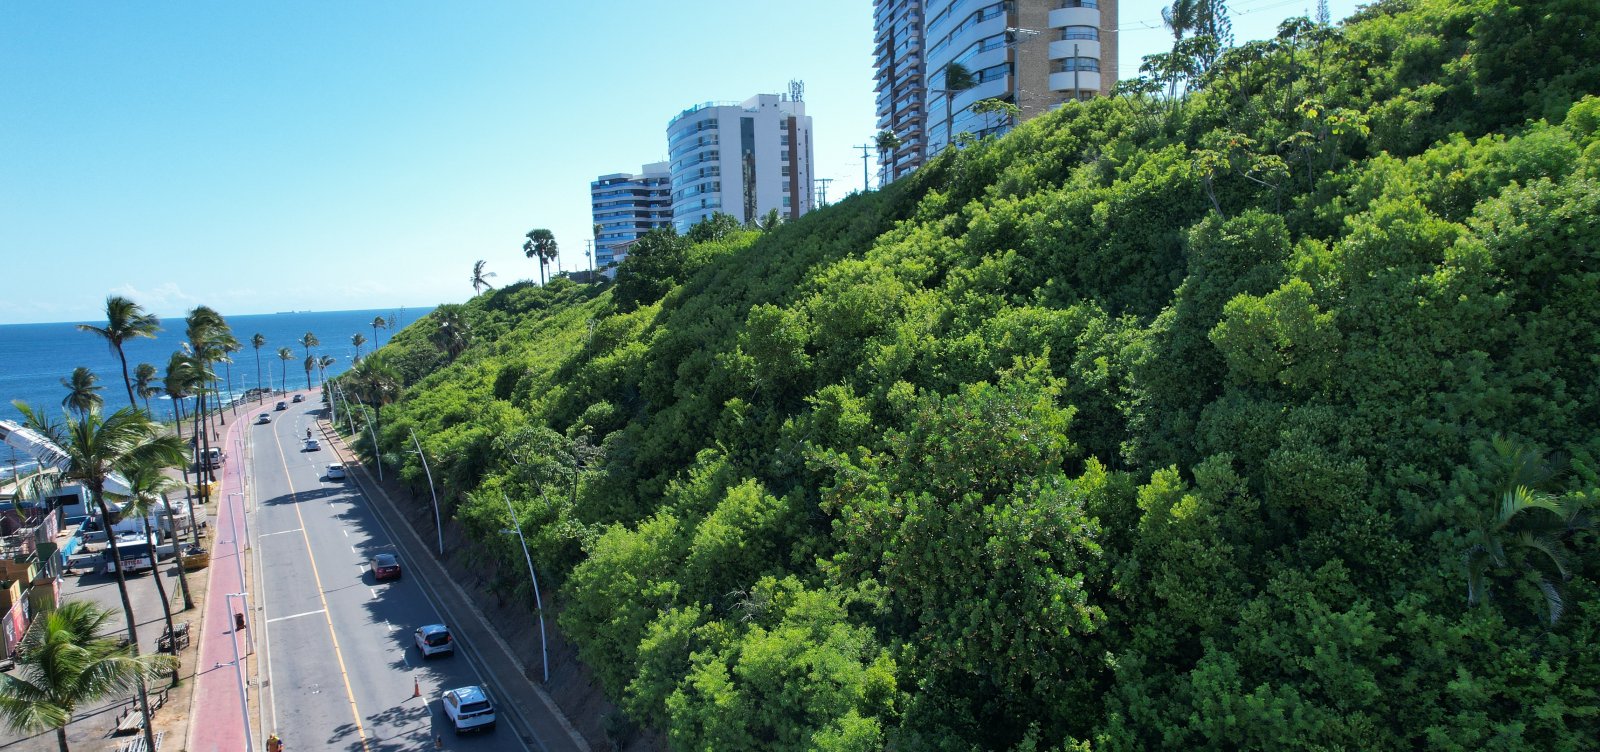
[{"left": 0, "top": 305, "right": 436, "bottom": 431}]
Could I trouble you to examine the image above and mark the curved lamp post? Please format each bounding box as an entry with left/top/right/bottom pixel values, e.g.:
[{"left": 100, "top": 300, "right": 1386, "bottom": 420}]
[{"left": 500, "top": 491, "right": 549, "bottom": 683}]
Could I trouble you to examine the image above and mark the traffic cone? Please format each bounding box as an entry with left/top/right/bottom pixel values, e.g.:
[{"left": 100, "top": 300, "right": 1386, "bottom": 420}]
[{"left": 413, "top": 677, "right": 421, "bottom": 698}]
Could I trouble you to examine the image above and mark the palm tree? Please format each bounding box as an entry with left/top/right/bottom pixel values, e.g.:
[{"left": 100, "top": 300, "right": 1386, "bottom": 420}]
[
  {"left": 430, "top": 306, "right": 471, "bottom": 360},
  {"left": 937, "top": 61, "right": 977, "bottom": 152},
  {"left": 874, "top": 129, "right": 903, "bottom": 186},
  {"left": 0, "top": 600, "right": 176, "bottom": 752},
  {"left": 370, "top": 316, "right": 387, "bottom": 348},
  {"left": 523, "top": 229, "right": 558, "bottom": 286},
  {"left": 351, "top": 333, "right": 367, "bottom": 362},
  {"left": 10, "top": 401, "right": 66, "bottom": 447},
  {"left": 1464, "top": 437, "right": 1594, "bottom": 625},
  {"left": 57, "top": 407, "right": 185, "bottom": 752},
  {"left": 161, "top": 354, "right": 193, "bottom": 439},
  {"left": 131, "top": 363, "right": 158, "bottom": 416},
  {"left": 316, "top": 355, "right": 336, "bottom": 389},
  {"left": 251, "top": 334, "right": 267, "bottom": 401},
  {"left": 76, "top": 296, "right": 161, "bottom": 410},
  {"left": 60, "top": 368, "right": 103, "bottom": 418},
  {"left": 298, "top": 332, "right": 319, "bottom": 390},
  {"left": 277, "top": 347, "right": 293, "bottom": 393},
  {"left": 120, "top": 455, "right": 194, "bottom": 662},
  {"left": 470, "top": 259, "right": 497, "bottom": 295}
]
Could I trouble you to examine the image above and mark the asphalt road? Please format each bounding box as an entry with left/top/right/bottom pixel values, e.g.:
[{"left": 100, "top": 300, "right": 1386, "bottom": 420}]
[{"left": 247, "top": 399, "right": 529, "bottom": 752}]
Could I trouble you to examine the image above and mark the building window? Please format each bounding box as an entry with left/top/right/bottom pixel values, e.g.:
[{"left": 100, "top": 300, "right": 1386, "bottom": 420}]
[
  {"left": 1061, "top": 0, "right": 1098, "bottom": 8},
  {"left": 1061, "top": 26, "right": 1098, "bottom": 40},
  {"left": 1055, "top": 57, "right": 1100, "bottom": 73}
]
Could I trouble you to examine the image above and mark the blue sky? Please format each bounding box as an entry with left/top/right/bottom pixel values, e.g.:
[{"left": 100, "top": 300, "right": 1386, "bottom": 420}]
[{"left": 1, "top": 0, "right": 1363, "bottom": 325}]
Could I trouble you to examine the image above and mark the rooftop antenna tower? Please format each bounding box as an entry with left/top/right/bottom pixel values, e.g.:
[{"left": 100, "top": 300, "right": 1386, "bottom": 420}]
[{"left": 789, "top": 79, "right": 805, "bottom": 102}]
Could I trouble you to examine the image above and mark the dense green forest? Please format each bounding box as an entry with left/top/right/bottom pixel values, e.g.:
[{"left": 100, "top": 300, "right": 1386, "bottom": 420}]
[{"left": 339, "top": 0, "right": 1600, "bottom": 748}]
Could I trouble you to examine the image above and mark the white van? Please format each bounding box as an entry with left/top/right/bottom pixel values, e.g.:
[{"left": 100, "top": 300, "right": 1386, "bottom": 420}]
[{"left": 203, "top": 447, "right": 226, "bottom": 469}]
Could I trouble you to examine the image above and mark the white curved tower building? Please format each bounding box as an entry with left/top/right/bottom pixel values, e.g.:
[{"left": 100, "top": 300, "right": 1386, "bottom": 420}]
[
  {"left": 873, "top": 0, "right": 1117, "bottom": 182},
  {"left": 666, "top": 93, "right": 815, "bottom": 232}
]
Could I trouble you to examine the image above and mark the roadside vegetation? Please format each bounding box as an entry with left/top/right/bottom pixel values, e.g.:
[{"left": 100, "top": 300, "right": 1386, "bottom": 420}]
[{"left": 345, "top": 0, "right": 1600, "bottom": 748}]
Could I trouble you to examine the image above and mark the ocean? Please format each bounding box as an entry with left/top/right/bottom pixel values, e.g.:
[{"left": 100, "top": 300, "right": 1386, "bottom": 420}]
[{"left": 0, "top": 306, "right": 434, "bottom": 428}]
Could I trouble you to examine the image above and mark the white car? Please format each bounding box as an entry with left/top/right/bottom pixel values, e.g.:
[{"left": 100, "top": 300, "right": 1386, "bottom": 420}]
[
  {"left": 414, "top": 624, "right": 454, "bottom": 657},
  {"left": 326, "top": 463, "right": 347, "bottom": 480},
  {"left": 440, "top": 686, "right": 495, "bottom": 733},
  {"left": 303, "top": 438, "right": 321, "bottom": 452}
]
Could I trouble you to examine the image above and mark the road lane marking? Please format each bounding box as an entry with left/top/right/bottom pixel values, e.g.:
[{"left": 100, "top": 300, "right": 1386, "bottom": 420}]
[
  {"left": 267, "top": 608, "right": 327, "bottom": 624},
  {"left": 276, "top": 424, "right": 373, "bottom": 752},
  {"left": 260, "top": 528, "right": 303, "bottom": 537}
]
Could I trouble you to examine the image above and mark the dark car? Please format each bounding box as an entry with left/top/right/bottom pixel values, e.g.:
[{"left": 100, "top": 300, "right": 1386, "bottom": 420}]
[
  {"left": 371, "top": 553, "right": 401, "bottom": 581},
  {"left": 275, "top": 401, "right": 288, "bottom": 411},
  {"left": 292, "top": 394, "right": 305, "bottom": 403}
]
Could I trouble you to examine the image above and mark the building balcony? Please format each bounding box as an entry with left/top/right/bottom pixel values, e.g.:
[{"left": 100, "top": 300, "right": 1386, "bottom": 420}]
[
  {"left": 1049, "top": 39, "right": 1101, "bottom": 60},
  {"left": 1048, "top": 6, "right": 1100, "bottom": 30},
  {"left": 1049, "top": 70, "right": 1102, "bottom": 94}
]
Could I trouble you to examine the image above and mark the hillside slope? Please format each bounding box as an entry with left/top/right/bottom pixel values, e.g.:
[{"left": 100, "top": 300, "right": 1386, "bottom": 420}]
[{"left": 349, "top": 1, "right": 1600, "bottom": 748}]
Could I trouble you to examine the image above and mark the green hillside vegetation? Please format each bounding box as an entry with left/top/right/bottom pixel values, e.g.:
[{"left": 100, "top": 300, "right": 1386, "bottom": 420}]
[{"left": 340, "top": 1, "right": 1600, "bottom": 748}]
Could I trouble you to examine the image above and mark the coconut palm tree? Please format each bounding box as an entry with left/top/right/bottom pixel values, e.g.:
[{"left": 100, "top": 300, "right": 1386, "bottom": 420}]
[
  {"left": 161, "top": 354, "right": 193, "bottom": 439},
  {"left": 316, "top": 355, "right": 336, "bottom": 389},
  {"left": 60, "top": 368, "right": 103, "bottom": 418},
  {"left": 470, "top": 259, "right": 497, "bottom": 295},
  {"left": 937, "top": 61, "right": 977, "bottom": 152},
  {"left": 251, "top": 333, "right": 267, "bottom": 401},
  {"left": 370, "top": 316, "right": 387, "bottom": 348},
  {"left": 298, "top": 332, "right": 319, "bottom": 390},
  {"left": 57, "top": 407, "right": 185, "bottom": 752},
  {"left": 9, "top": 401, "right": 66, "bottom": 448},
  {"left": 351, "top": 333, "right": 366, "bottom": 362},
  {"left": 277, "top": 347, "right": 293, "bottom": 393},
  {"left": 874, "top": 130, "right": 903, "bottom": 187},
  {"left": 523, "top": 229, "right": 558, "bottom": 286},
  {"left": 76, "top": 296, "right": 161, "bottom": 410},
  {"left": 119, "top": 455, "right": 193, "bottom": 664},
  {"left": 0, "top": 600, "right": 176, "bottom": 752},
  {"left": 131, "top": 363, "right": 158, "bottom": 416}
]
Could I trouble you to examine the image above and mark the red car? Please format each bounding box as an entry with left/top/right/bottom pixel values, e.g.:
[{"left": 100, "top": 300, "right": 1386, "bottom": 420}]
[{"left": 371, "top": 553, "right": 402, "bottom": 581}]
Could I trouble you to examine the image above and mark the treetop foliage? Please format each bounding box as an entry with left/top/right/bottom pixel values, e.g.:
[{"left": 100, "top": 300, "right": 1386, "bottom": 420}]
[{"left": 355, "top": 1, "right": 1600, "bottom": 747}]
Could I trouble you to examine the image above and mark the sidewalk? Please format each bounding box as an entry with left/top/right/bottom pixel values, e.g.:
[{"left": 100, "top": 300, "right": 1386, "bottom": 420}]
[
  {"left": 184, "top": 397, "right": 259, "bottom": 752},
  {"left": 317, "top": 414, "right": 590, "bottom": 752}
]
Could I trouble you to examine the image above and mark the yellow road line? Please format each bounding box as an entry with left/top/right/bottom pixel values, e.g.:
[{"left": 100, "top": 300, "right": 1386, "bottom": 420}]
[{"left": 273, "top": 420, "right": 373, "bottom": 752}]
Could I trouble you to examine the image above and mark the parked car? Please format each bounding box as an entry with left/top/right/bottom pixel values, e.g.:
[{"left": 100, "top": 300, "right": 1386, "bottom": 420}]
[
  {"left": 292, "top": 394, "right": 305, "bottom": 403},
  {"left": 256, "top": 413, "right": 271, "bottom": 424},
  {"left": 440, "top": 686, "right": 495, "bottom": 733},
  {"left": 303, "top": 438, "right": 321, "bottom": 452},
  {"left": 414, "top": 624, "right": 454, "bottom": 657},
  {"left": 275, "top": 401, "right": 288, "bottom": 411},
  {"left": 326, "top": 463, "right": 346, "bottom": 480},
  {"left": 202, "top": 447, "right": 225, "bottom": 468},
  {"left": 371, "top": 553, "right": 401, "bottom": 581}
]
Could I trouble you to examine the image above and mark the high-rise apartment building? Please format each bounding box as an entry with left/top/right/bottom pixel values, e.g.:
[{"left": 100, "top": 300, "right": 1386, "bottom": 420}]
[
  {"left": 874, "top": 0, "right": 1117, "bottom": 184},
  {"left": 666, "top": 93, "right": 815, "bottom": 232},
  {"left": 590, "top": 162, "right": 672, "bottom": 271}
]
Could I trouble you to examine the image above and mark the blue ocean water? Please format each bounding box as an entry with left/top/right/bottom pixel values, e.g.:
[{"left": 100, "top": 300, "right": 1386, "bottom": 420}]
[{"left": 0, "top": 306, "right": 434, "bottom": 426}]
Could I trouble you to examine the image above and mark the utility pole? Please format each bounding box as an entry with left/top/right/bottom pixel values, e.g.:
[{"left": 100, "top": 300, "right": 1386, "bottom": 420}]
[
  {"left": 854, "top": 144, "right": 873, "bottom": 193},
  {"left": 815, "top": 177, "right": 833, "bottom": 207}
]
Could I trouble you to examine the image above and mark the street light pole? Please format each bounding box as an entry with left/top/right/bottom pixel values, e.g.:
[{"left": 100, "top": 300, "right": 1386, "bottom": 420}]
[
  {"left": 500, "top": 492, "right": 549, "bottom": 683},
  {"left": 224, "top": 592, "right": 256, "bottom": 752},
  {"left": 409, "top": 428, "right": 444, "bottom": 556},
  {"left": 225, "top": 492, "right": 253, "bottom": 654}
]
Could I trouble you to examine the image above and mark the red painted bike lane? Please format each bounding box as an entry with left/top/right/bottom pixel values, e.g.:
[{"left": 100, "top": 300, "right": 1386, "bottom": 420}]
[{"left": 186, "top": 397, "right": 262, "bottom": 752}]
